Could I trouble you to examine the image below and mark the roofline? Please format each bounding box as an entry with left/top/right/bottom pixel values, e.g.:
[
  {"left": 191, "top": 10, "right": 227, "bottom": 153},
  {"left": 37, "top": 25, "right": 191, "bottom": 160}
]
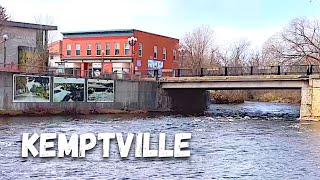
[
  {"left": 61, "top": 29, "right": 179, "bottom": 41},
  {"left": 61, "top": 29, "right": 134, "bottom": 36},
  {"left": 4, "top": 21, "right": 57, "bottom": 31},
  {"left": 133, "top": 29, "right": 179, "bottom": 41}
]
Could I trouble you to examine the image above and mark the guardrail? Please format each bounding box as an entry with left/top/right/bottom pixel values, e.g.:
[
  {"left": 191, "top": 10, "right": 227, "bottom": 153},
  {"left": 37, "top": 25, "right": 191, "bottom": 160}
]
[
  {"left": 1, "top": 63, "right": 319, "bottom": 80},
  {"left": 177, "top": 65, "right": 320, "bottom": 77},
  {"left": 136, "top": 65, "right": 320, "bottom": 78}
]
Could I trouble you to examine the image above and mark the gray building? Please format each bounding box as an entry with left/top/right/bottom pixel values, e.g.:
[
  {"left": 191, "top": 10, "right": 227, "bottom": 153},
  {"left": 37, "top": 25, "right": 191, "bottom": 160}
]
[{"left": 0, "top": 21, "right": 57, "bottom": 66}]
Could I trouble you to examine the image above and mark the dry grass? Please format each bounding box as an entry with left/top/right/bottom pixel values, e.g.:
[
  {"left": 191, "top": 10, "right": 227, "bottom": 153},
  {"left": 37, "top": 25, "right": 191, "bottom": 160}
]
[
  {"left": 209, "top": 90, "right": 301, "bottom": 104},
  {"left": 249, "top": 90, "right": 301, "bottom": 104},
  {"left": 209, "top": 90, "right": 249, "bottom": 104}
]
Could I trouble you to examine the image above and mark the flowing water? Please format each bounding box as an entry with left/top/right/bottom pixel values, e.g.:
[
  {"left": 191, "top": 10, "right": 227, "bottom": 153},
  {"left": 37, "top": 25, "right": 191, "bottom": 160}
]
[{"left": 0, "top": 102, "right": 320, "bottom": 179}]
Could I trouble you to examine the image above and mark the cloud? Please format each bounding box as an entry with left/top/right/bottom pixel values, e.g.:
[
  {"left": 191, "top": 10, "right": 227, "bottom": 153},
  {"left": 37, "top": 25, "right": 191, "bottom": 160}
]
[
  {"left": 0, "top": 0, "right": 287, "bottom": 47},
  {"left": 1, "top": 0, "right": 171, "bottom": 30},
  {"left": 214, "top": 26, "right": 281, "bottom": 49}
]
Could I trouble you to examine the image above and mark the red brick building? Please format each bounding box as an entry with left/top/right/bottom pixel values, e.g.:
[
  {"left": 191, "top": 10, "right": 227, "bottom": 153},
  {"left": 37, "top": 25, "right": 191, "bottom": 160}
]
[
  {"left": 61, "top": 29, "right": 179, "bottom": 76},
  {"left": 48, "top": 40, "right": 62, "bottom": 68}
]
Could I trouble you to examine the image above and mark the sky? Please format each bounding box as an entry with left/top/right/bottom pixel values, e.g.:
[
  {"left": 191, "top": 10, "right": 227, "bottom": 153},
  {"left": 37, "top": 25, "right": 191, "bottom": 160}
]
[{"left": 1, "top": 0, "right": 319, "bottom": 48}]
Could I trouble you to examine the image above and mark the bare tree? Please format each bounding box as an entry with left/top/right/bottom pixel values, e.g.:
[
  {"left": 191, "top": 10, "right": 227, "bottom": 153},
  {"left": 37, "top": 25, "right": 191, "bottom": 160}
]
[
  {"left": 29, "top": 15, "right": 58, "bottom": 68},
  {"left": 216, "top": 48, "right": 231, "bottom": 66},
  {"left": 262, "top": 37, "right": 283, "bottom": 66},
  {"left": 248, "top": 49, "right": 263, "bottom": 66},
  {"left": 0, "top": 5, "right": 9, "bottom": 21},
  {"left": 180, "top": 25, "right": 217, "bottom": 68},
  {"left": 216, "top": 40, "right": 251, "bottom": 66},
  {"left": 0, "top": 5, "right": 9, "bottom": 36},
  {"left": 266, "top": 18, "right": 320, "bottom": 65},
  {"left": 229, "top": 40, "right": 250, "bottom": 66},
  {"left": 34, "top": 15, "right": 58, "bottom": 44}
]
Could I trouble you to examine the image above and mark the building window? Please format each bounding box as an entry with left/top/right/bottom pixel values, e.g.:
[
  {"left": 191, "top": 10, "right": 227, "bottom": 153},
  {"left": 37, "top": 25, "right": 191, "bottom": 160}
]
[
  {"left": 115, "top": 42, "right": 120, "bottom": 55},
  {"left": 96, "top": 43, "right": 101, "bottom": 56},
  {"left": 75, "top": 44, "right": 80, "bottom": 56},
  {"left": 124, "top": 42, "right": 130, "bottom": 55},
  {"left": 139, "top": 43, "right": 143, "bottom": 57},
  {"left": 154, "top": 46, "right": 157, "bottom": 59},
  {"left": 66, "top": 44, "right": 71, "bottom": 56},
  {"left": 86, "top": 44, "right": 91, "bottom": 56},
  {"left": 163, "top": 48, "right": 167, "bottom": 60},
  {"left": 106, "top": 43, "right": 110, "bottom": 55},
  {"left": 173, "top": 49, "right": 176, "bottom": 61}
]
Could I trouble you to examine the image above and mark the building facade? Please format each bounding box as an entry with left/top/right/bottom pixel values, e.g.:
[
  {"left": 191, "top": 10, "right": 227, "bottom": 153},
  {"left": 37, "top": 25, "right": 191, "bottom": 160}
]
[
  {"left": 61, "top": 29, "right": 179, "bottom": 76},
  {"left": 48, "top": 40, "right": 62, "bottom": 68},
  {"left": 0, "top": 21, "right": 57, "bottom": 67}
]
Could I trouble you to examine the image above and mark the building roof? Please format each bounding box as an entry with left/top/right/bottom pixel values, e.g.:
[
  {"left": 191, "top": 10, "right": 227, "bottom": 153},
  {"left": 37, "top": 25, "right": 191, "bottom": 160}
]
[
  {"left": 134, "top": 29, "right": 179, "bottom": 41},
  {"left": 62, "top": 29, "right": 134, "bottom": 36},
  {"left": 4, "top": 21, "right": 57, "bottom": 31},
  {"left": 62, "top": 29, "right": 179, "bottom": 40}
]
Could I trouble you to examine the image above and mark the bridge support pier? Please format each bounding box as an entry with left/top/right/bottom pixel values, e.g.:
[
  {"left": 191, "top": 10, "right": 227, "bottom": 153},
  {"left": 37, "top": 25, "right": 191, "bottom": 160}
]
[
  {"left": 166, "top": 89, "right": 208, "bottom": 115},
  {"left": 300, "top": 77, "right": 320, "bottom": 121}
]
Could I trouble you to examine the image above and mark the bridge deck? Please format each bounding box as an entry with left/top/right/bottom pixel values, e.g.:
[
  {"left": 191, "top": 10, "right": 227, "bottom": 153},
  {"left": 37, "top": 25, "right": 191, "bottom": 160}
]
[
  {"left": 159, "top": 75, "right": 314, "bottom": 89},
  {"left": 159, "top": 75, "right": 312, "bottom": 82}
]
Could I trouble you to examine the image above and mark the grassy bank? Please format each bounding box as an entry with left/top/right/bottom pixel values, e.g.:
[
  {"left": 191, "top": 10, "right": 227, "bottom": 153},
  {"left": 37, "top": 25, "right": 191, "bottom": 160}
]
[{"left": 209, "top": 90, "right": 301, "bottom": 104}]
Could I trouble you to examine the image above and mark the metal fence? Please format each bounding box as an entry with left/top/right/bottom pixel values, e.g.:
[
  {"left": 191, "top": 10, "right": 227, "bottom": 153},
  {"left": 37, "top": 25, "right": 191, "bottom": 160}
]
[{"left": 169, "top": 65, "right": 320, "bottom": 77}]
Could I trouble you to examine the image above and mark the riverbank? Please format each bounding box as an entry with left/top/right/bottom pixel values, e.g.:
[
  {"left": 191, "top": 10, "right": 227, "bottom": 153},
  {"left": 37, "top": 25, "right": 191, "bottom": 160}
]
[{"left": 0, "top": 108, "right": 150, "bottom": 117}]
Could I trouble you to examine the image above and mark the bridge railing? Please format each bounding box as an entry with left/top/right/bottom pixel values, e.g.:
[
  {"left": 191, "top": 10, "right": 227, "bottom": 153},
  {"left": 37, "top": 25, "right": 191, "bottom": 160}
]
[
  {"left": 170, "top": 65, "right": 319, "bottom": 77},
  {"left": 2, "top": 63, "right": 320, "bottom": 79}
]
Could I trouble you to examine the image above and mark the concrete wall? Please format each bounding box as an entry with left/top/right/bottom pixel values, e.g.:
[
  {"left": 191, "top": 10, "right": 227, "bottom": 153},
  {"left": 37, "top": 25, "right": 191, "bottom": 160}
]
[
  {"left": 3, "top": 71, "right": 320, "bottom": 120},
  {"left": 114, "top": 80, "right": 158, "bottom": 110},
  {"left": 0, "top": 72, "right": 13, "bottom": 110},
  {"left": 0, "top": 72, "right": 159, "bottom": 114},
  {"left": 300, "top": 77, "right": 320, "bottom": 120}
]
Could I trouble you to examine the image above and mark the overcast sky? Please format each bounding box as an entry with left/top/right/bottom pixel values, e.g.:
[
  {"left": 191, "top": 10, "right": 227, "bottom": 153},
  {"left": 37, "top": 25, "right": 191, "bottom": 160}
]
[{"left": 1, "top": 0, "right": 319, "bottom": 48}]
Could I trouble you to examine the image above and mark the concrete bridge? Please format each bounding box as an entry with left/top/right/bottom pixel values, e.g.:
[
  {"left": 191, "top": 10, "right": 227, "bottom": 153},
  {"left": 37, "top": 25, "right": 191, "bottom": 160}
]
[
  {"left": 159, "top": 75, "right": 320, "bottom": 121},
  {"left": 2, "top": 64, "right": 320, "bottom": 121}
]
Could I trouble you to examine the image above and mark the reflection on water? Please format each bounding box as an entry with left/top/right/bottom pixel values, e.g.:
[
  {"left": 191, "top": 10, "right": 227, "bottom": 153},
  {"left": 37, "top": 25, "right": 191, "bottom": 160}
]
[{"left": 0, "top": 102, "right": 320, "bottom": 179}]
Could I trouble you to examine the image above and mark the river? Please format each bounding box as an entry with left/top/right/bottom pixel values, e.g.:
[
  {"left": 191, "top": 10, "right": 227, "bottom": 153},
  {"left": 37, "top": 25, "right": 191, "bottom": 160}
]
[{"left": 0, "top": 102, "right": 320, "bottom": 179}]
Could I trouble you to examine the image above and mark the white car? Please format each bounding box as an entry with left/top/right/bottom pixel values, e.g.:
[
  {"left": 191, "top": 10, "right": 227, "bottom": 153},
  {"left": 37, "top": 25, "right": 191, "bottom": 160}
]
[{"left": 53, "top": 86, "right": 71, "bottom": 102}]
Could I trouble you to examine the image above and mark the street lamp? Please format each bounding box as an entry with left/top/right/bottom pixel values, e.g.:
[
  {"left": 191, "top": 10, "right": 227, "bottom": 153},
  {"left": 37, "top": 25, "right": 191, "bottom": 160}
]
[
  {"left": 178, "top": 47, "right": 185, "bottom": 68},
  {"left": 128, "top": 36, "right": 138, "bottom": 54},
  {"left": 128, "top": 36, "right": 138, "bottom": 73},
  {"left": 101, "top": 49, "right": 105, "bottom": 76},
  {"left": 178, "top": 47, "right": 186, "bottom": 77},
  {"left": 2, "top": 34, "right": 8, "bottom": 67}
]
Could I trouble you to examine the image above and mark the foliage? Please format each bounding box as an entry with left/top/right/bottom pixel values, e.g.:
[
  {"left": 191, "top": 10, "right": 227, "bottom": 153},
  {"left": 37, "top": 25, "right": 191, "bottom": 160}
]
[
  {"left": 19, "top": 48, "right": 47, "bottom": 73},
  {"left": 15, "top": 76, "right": 27, "bottom": 91}
]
